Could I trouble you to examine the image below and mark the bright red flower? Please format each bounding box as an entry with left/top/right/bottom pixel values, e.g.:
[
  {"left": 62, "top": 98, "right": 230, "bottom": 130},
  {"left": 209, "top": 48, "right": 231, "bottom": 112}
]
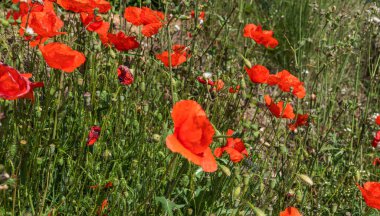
[
  {"left": 214, "top": 79, "right": 224, "bottom": 92},
  {"left": 357, "top": 182, "right": 380, "bottom": 210},
  {"left": 191, "top": 11, "right": 205, "bottom": 21},
  {"left": 0, "top": 63, "right": 43, "bottom": 101},
  {"left": 280, "top": 207, "right": 302, "bottom": 216},
  {"left": 156, "top": 45, "right": 189, "bottom": 67},
  {"left": 373, "top": 158, "right": 380, "bottom": 166},
  {"left": 229, "top": 85, "right": 240, "bottom": 93},
  {"left": 166, "top": 100, "right": 217, "bottom": 172},
  {"left": 56, "top": 0, "right": 111, "bottom": 13},
  {"left": 372, "top": 131, "right": 380, "bottom": 148},
  {"left": 97, "top": 198, "right": 109, "bottom": 216},
  {"left": 124, "top": 7, "right": 164, "bottom": 37},
  {"left": 245, "top": 65, "right": 270, "bottom": 84},
  {"left": 7, "top": 0, "right": 52, "bottom": 23},
  {"left": 39, "top": 42, "right": 86, "bottom": 73},
  {"left": 80, "top": 13, "right": 110, "bottom": 36},
  {"left": 267, "top": 70, "right": 306, "bottom": 99},
  {"left": 87, "top": 126, "right": 101, "bottom": 146},
  {"left": 288, "top": 114, "right": 309, "bottom": 131},
  {"left": 243, "top": 23, "right": 279, "bottom": 49},
  {"left": 117, "top": 65, "right": 134, "bottom": 85},
  {"left": 197, "top": 76, "right": 214, "bottom": 86},
  {"left": 105, "top": 32, "right": 139, "bottom": 52},
  {"left": 214, "top": 129, "right": 248, "bottom": 163},
  {"left": 376, "top": 116, "right": 380, "bottom": 126},
  {"left": 264, "top": 95, "right": 295, "bottom": 119}
]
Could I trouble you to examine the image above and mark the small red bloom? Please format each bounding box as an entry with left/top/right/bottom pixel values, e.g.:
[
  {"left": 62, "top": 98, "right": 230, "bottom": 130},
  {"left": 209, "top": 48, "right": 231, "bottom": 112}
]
[
  {"left": 156, "top": 45, "right": 189, "bottom": 67},
  {"left": 191, "top": 11, "right": 205, "bottom": 21},
  {"left": 245, "top": 65, "right": 270, "bottom": 84},
  {"left": 124, "top": 7, "right": 164, "bottom": 37},
  {"left": 264, "top": 95, "right": 295, "bottom": 119},
  {"left": 280, "top": 207, "right": 302, "bottom": 216},
  {"left": 0, "top": 63, "right": 43, "bottom": 101},
  {"left": 39, "top": 42, "right": 86, "bottom": 73},
  {"left": 117, "top": 65, "right": 134, "bottom": 85},
  {"left": 243, "top": 23, "right": 279, "bottom": 49},
  {"left": 357, "top": 182, "right": 380, "bottom": 210},
  {"left": 166, "top": 100, "right": 217, "bottom": 172},
  {"left": 97, "top": 198, "right": 109, "bottom": 216},
  {"left": 267, "top": 70, "right": 306, "bottom": 99},
  {"left": 373, "top": 158, "right": 380, "bottom": 166},
  {"left": 376, "top": 116, "right": 380, "bottom": 126},
  {"left": 372, "top": 131, "right": 380, "bottom": 148},
  {"left": 214, "top": 79, "right": 224, "bottom": 92},
  {"left": 87, "top": 126, "right": 101, "bottom": 146},
  {"left": 214, "top": 129, "right": 248, "bottom": 163},
  {"left": 229, "top": 85, "right": 240, "bottom": 93},
  {"left": 288, "top": 114, "right": 309, "bottom": 131},
  {"left": 80, "top": 13, "right": 110, "bottom": 36},
  {"left": 105, "top": 31, "right": 140, "bottom": 52}
]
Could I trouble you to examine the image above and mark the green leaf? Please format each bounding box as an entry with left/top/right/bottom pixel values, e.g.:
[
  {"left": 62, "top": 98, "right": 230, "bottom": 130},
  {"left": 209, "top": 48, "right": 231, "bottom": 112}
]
[{"left": 155, "top": 196, "right": 185, "bottom": 216}]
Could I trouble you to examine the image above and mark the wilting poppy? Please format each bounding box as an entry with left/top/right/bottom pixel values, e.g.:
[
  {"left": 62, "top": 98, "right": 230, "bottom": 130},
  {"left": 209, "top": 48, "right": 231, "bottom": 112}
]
[
  {"left": 267, "top": 70, "right": 306, "bottom": 99},
  {"left": 80, "top": 13, "right": 110, "bottom": 36},
  {"left": 280, "top": 207, "right": 302, "bottom": 216},
  {"left": 39, "top": 42, "right": 86, "bottom": 73},
  {"left": 97, "top": 198, "right": 109, "bottom": 216},
  {"left": 373, "top": 158, "right": 380, "bottom": 166},
  {"left": 288, "top": 114, "right": 309, "bottom": 131},
  {"left": 0, "top": 62, "right": 43, "bottom": 101},
  {"left": 156, "top": 45, "right": 189, "bottom": 67},
  {"left": 245, "top": 65, "right": 270, "bottom": 84},
  {"left": 86, "top": 126, "right": 101, "bottom": 146},
  {"left": 214, "top": 129, "right": 248, "bottom": 163},
  {"left": 376, "top": 116, "right": 380, "bottom": 126},
  {"left": 264, "top": 95, "right": 295, "bottom": 119},
  {"left": 197, "top": 76, "right": 214, "bottom": 86},
  {"left": 57, "top": 0, "right": 111, "bottom": 14},
  {"left": 214, "top": 79, "right": 224, "bottom": 92},
  {"left": 117, "top": 65, "right": 134, "bottom": 85},
  {"left": 357, "top": 182, "right": 380, "bottom": 210},
  {"left": 372, "top": 131, "right": 380, "bottom": 148},
  {"left": 124, "top": 7, "right": 164, "bottom": 37},
  {"left": 90, "top": 181, "right": 113, "bottom": 190},
  {"left": 243, "top": 23, "right": 279, "bottom": 49},
  {"left": 104, "top": 31, "right": 139, "bottom": 52},
  {"left": 229, "top": 85, "right": 240, "bottom": 93},
  {"left": 166, "top": 100, "right": 217, "bottom": 172}
]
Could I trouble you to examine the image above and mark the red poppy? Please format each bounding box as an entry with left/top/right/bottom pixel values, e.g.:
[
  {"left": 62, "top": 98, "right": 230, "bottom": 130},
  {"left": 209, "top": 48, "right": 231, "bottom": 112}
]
[
  {"left": 197, "top": 76, "right": 214, "bottom": 86},
  {"left": 80, "top": 13, "right": 110, "bottom": 36},
  {"left": 372, "top": 131, "right": 380, "bottom": 148},
  {"left": 214, "top": 129, "right": 248, "bottom": 163},
  {"left": 267, "top": 70, "right": 306, "bottom": 99},
  {"left": 357, "top": 182, "right": 380, "bottom": 210},
  {"left": 280, "top": 207, "right": 302, "bottom": 216},
  {"left": 90, "top": 181, "right": 113, "bottom": 189},
  {"left": 0, "top": 63, "right": 43, "bottom": 101},
  {"left": 229, "top": 85, "right": 240, "bottom": 93},
  {"left": 97, "top": 198, "right": 109, "bottom": 216},
  {"left": 288, "top": 114, "right": 309, "bottom": 131},
  {"left": 214, "top": 79, "right": 224, "bottom": 92},
  {"left": 245, "top": 65, "right": 270, "bottom": 84},
  {"left": 57, "top": 0, "right": 111, "bottom": 13},
  {"left": 7, "top": 0, "right": 52, "bottom": 23},
  {"left": 373, "top": 158, "right": 380, "bottom": 166},
  {"left": 243, "top": 23, "right": 279, "bottom": 49},
  {"left": 191, "top": 11, "right": 205, "bottom": 21},
  {"left": 166, "top": 100, "right": 217, "bottom": 172},
  {"left": 264, "top": 95, "right": 295, "bottom": 119},
  {"left": 156, "top": 45, "right": 189, "bottom": 67},
  {"left": 376, "top": 116, "right": 380, "bottom": 126},
  {"left": 39, "top": 43, "right": 86, "bottom": 72},
  {"left": 87, "top": 126, "right": 101, "bottom": 146},
  {"left": 104, "top": 31, "right": 139, "bottom": 52},
  {"left": 117, "top": 65, "right": 134, "bottom": 85},
  {"left": 124, "top": 7, "right": 164, "bottom": 37}
]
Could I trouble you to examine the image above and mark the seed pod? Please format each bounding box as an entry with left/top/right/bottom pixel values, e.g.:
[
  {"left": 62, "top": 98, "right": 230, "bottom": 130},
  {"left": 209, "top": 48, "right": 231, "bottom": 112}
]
[
  {"left": 220, "top": 165, "right": 231, "bottom": 176},
  {"left": 296, "top": 190, "right": 303, "bottom": 203},
  {"left": 232, "top": 186, "right": 241, "bottom": 200}
]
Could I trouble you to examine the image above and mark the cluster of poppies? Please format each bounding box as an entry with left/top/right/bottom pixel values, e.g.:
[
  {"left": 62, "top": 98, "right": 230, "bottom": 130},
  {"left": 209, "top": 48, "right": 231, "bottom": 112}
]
[{"left": 355, "top": 116, "right": 380, "bottom": 210}]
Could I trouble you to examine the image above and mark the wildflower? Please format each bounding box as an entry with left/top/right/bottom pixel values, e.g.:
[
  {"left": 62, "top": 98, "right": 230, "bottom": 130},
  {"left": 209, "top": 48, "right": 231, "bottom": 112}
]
[
  {"left": 104, "top": 31, "right": 140, "bottom": 52},
  {"left": 80, "top": 12, "right": 110, "bottom": 36},
  {"left": 376, "top": 116, "right": 380, "bottom": 126},
  {"left": 280, "top": 207, "right": 302, "bottom": 216},
  {"left": 264, "top": 95, "right": 295, "bottom": 119},
  {"left": 288, "top": 114, "right": 309, "bottom": 131},
  {"left": 156, "top": 45, "right": 189, "bottom": 67},
  {"left": 97, "top": 198, "right": 109, "bottom": 216},
  {"left": 57, "top": 0, "right": 111, "bottom": 14},
  {"left": 357, "top": 182, "right": 380, "bottom": 210},
  {"left": 214, "top": 129, "right": 248, "bottom": 163},
  {"left": 166, "top": 100, "right": 217, "bottom": 172},
  {"left": 87, "top": 126, "right": 101, "bottom": 146},
  {"left": 117, "top": 65, "right": 134, "bottom": 85},
  {"left": 0, "top": 62, "right": 43, "bottom": 101},
  {"left": 372, "top": 131, "right": 380, "bottom": 148},
  {"left": 39, "top": 42, "right": 86, "bottom": 72},
  {"left": 229, "top": 85, "right": 240, "bottom": 93},
  {"left": 243, "top": 23, "right": 279, "bottom": 48},
  {"left": 268, "top": 70, "right": 306, "bottom": 99},
  {"left": 191, "top": 10, "right": 205, "bottom": 25},
  {"left": 245, "top": 65, "right": 270, "bottom": 84},
  {"left": 214, "top": 79, "right": 224, "bottom": 92},
  {"left": 124, "top": 6, "right": 164, "bottom": 37},
  {"left": 373, "top": 158, "right": 380, "bottom": 166},
  {"left": 7, "top": 0, "right": 52, "bottom": 23}
]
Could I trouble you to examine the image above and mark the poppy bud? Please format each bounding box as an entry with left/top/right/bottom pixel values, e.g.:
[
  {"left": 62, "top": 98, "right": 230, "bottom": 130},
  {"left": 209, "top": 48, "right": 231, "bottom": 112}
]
[
  {"left": 332, "top": 203, "right": 338, "bottom": 213},
  {"left": 0, "top": 18, "right": 9, "bottom": 27},
  {"left": 270, "top": 179, "right": 276, "bottom": 189},
  {"left": 220, "top": 165, "right": 231, "bottom": 176},
  {"left": 187, "top": 208, "right": 193, "bottom": 215},
  {"left": 152, "top": 134, "right": 161, "bottom": 142},
  {"left": 298, "top": 174, "right": 314, "bottom": 186},
  {"left": 260, "top": 182, "right": 265, "bottom": 193},
  {"left": 20, "top": 140, "right": 27, "bottom": 145},
  {"left": 103, "top": 149, "right": 112, "bottom": 160},
  {"left": 232, "top": 186, "right": 241, "bottom": 200},
  {"left": 355, "top": 170, "right": 361, "bottom": 182},
  {"left": 296, "top": 190, "right": 303, "bottom": 203},
  {"left": 243, "top": 173, "right": 250, "bottom": 185}
]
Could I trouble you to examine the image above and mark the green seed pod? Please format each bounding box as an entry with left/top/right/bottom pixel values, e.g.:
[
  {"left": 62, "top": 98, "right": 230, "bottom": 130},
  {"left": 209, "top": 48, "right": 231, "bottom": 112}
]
[
  {"left": 220, "top": 165, "right": 231, "bottom": 177},
  {"left": 243, "top": 173, "right": 250, "bottom": 186},
  {"left": 332, "top": 203, "right": 338, "bottom": 213},
  {"left": 296, "top": 190, "right": 303, "bottom": 203},
  {"left": 355, "top": 171, "right": 361, "bottom": 182},
  {"left": 232, "top": 186, "right": 241, "bottom": 200},
  {"left": 152, "top": 134, "right": 161, "bottom": 142}
]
